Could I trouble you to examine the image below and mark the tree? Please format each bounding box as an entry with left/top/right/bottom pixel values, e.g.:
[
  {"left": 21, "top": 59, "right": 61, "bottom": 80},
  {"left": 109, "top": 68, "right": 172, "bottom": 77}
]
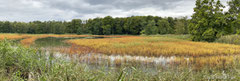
[
  {"left": 175, "top": 20, "right": 186, "bottom": 34},
  {"left": 0, "top": 15, "right": 189, "bottom": 35},
  {"left": 85, "top": 18, "right": 104, "bottom": 35},
  {"left": 174, "top": 17, "right": 189, "bottom": 34},
  {"left": 102, "top": 16, "right": 113, "bottom": 35},
  {"left": 167, "top": 17, "right": 175, "bottom": 33},
  {"left": 12, "top": 22, "right": 29, "bottom": 33},
  {"left": 123, "top": 16, "right": 148, "bottom": 35},
  {"left": 77, "top": 24, "right": 84, "bottom": 35},
  {"left": 68, "top": 19, "right": 82, "bottom": 33},
  {"left": 234, "top": 15, "right": 240, "bottom": 34},
  {"left": 189, "top": 0, "right": 226, "bottom": 42},
  {"left": 143, "top": 20, "right": 157, "bottom": 35},
  {"left": 54, "top": 22, "right": 66, "bottom": 34},
  {"left": 102, "top": 25, "right": 111, "bottom": 35},
  {"left": 123, "top": 18, "right": 131, "bottom": 34},
  {"left": 31, "top": 21, "right": 44, "bottom": 34},
  {"left": 157, "top": 19, "right": 171, "bottom": 34},
  {"left": 115, "top": 18, "right": 124, "bottom": 34},
  {"left": 228, "top": 0, "right": 240, "bottom": 17},
  {"left": 227, "top": 0, "right": 240, "bottom": 34},
  {"left": 2, "top": 21, "right": 12, "bottom": 33},
  {"left": 0, "top": 22, "right": 3, "bottom": 33}
]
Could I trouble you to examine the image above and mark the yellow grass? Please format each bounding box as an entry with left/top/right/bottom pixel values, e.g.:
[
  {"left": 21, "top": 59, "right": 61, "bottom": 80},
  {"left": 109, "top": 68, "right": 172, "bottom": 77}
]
[
  {"left": 1, "top": 33, "right": 240, "bottom": 68},
  {"left": 68, "top": 36, "right": 240, "bottom": 57},
  {"left": 1, "top": 33, "right": 240, "bottom": 57},
  {"left": 0, "top": 33, "right": 30, "bottom": 40},
  {"left": 19, "top": 34, "right": 123, "bottom": 46},
  {"left": 0, "top": 33, "right": 125, "bottom": 46},
  {"left": 0, "top": 34, "right": 90, "bottom": 46}
]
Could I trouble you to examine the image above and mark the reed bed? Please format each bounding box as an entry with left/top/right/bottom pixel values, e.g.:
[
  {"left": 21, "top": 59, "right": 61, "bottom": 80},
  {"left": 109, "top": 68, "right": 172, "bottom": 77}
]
[
  {"left": 19, "top": 34, "right": 92, "bottom": 46},
  {"left": 2, "top": 34, "right": 240, "bottom": 69},
  {"left": 172, "top": 55, "right": 240, "bottom": 70},
  {"left": 68, "top": 36, "right": 240, "bottom": 57},
  {"left": 0, "top": 33, "right": 134, "bottom": 46},
  {"left": 1, "top": 36, "right": 240, "bottom": 80},
  {"left": 0, "top": 33, "right": 30, "bottom": 40},
  {"left": 19, "top": 34, "right": 126, "bottom": 46}
]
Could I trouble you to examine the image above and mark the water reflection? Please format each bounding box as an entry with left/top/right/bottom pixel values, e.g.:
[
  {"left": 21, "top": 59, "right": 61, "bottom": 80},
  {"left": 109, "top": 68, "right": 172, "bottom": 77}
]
[{"left": 35, "top": 37, "right": 240, "bottom": 70}]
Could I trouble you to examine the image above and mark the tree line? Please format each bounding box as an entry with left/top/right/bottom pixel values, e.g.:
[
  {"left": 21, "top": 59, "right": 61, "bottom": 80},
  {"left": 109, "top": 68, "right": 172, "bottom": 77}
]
[
  {"left": 0, "top": 16, "right": 189, "bottom": 35},
  {"left": 0, "top": 0, "right": 239, "bottom": 42},
  {"left": 0, "top": 20, "right": 81, "bottom": 34}
]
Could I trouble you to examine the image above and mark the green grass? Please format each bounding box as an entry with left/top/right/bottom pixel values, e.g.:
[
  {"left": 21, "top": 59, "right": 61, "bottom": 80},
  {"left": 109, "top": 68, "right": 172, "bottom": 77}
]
[{"left": 142, "top": 34, "right": 191, "bottom": 40}]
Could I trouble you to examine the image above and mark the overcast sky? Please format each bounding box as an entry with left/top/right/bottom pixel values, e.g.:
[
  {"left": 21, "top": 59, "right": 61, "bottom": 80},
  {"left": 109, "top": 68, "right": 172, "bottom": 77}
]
[{"left": 0, "top": 0, "right": 230, "bottom": 22}]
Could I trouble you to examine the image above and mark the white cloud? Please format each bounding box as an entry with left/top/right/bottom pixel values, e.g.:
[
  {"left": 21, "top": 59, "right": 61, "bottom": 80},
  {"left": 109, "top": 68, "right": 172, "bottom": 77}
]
[{"left": 0, "top": 0, "right": 230, "bottom": 22}]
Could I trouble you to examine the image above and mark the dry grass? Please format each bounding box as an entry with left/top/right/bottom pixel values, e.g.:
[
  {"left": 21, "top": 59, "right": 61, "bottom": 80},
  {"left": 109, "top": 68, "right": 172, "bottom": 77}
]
[
  {"left": 0, "top": 33, "right": 30, "bottom": 40},
  {"left": 19, "top": 34, "right": 128, "bottom": 46},
  {"left": 22, "top": 34, "right": 100, "bottom": 46},
  {"left": 68, "top": 36, "right": 240, "bottom": 57},
  {"left": 1, "top": 33, "right": 240, "bottom": 69},
  {"left": 67, "top": 35, "right": 240, "bottom": 69},
  {"left": 0, "top": 33, "right": 126, "bottom": 46},
  {"left": 1, "top": 33, "right": 240, "bottom": 57},
  {"left": 0, "top": 34, "right": 88, "bottom": 46}
]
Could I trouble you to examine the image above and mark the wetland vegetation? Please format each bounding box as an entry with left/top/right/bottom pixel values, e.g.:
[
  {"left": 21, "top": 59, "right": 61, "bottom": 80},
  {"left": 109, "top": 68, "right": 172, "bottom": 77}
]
[
  {"left": 0, "top": 0, "right": 239, "bottom": 80},
  {"left": 1, "top": 34, "right": 240, "bottom": 80}
]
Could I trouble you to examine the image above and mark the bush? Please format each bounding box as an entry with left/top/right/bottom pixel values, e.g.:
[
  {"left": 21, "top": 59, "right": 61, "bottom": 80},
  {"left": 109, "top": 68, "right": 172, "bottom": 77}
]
[
  {"left": 0, "top": 39, "right": 39, "bottom": 79},
  {"left": 0, "top": 39, "right": 84, "bottom": 80},
  {"left": 215, "top": 35, "right": 240, "bottom": 45}
]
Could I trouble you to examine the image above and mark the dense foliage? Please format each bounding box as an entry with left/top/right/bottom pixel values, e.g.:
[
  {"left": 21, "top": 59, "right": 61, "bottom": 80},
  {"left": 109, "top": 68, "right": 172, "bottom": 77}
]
[
  {"left": 0, "top": 16, "right": 188, "bottom": 35},
  {"left": 189, "top": 0, "right": 240, "bottom": 42}
]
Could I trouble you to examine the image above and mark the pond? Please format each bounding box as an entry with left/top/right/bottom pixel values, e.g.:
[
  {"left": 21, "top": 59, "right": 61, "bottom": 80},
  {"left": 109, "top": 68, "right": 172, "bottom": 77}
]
[
  {"left": 33, "top": 37, "right": 176, "bottom": 67},
  {"left": 33, "top": 37, "right": 105, "bottom": 47}
]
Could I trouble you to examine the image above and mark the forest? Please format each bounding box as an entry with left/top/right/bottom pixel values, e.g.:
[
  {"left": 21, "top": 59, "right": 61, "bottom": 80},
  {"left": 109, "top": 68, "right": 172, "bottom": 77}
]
[{"left": 0, "top": 16, "right": 188, "bottom": 35}]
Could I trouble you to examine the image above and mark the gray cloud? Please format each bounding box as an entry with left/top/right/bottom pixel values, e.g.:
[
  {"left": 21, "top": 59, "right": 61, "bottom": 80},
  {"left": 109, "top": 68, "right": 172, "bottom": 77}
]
[{"left": 0, "top": 0, "right": 229, "bottom": 22}]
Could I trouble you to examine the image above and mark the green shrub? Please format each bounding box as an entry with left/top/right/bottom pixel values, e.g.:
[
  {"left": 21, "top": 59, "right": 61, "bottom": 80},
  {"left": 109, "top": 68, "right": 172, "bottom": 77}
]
[
  {"left": 215, "top": 35, "right": 240, "bottom": 45},
  {"left": 0, "top": 39, "right": 84, "bottom": 80}
]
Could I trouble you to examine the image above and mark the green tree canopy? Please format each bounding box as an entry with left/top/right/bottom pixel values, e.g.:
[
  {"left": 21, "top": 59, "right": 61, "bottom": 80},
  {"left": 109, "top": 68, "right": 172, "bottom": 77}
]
[{"left": 189, "top": 0, "right": 226, "bottom": 42}]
